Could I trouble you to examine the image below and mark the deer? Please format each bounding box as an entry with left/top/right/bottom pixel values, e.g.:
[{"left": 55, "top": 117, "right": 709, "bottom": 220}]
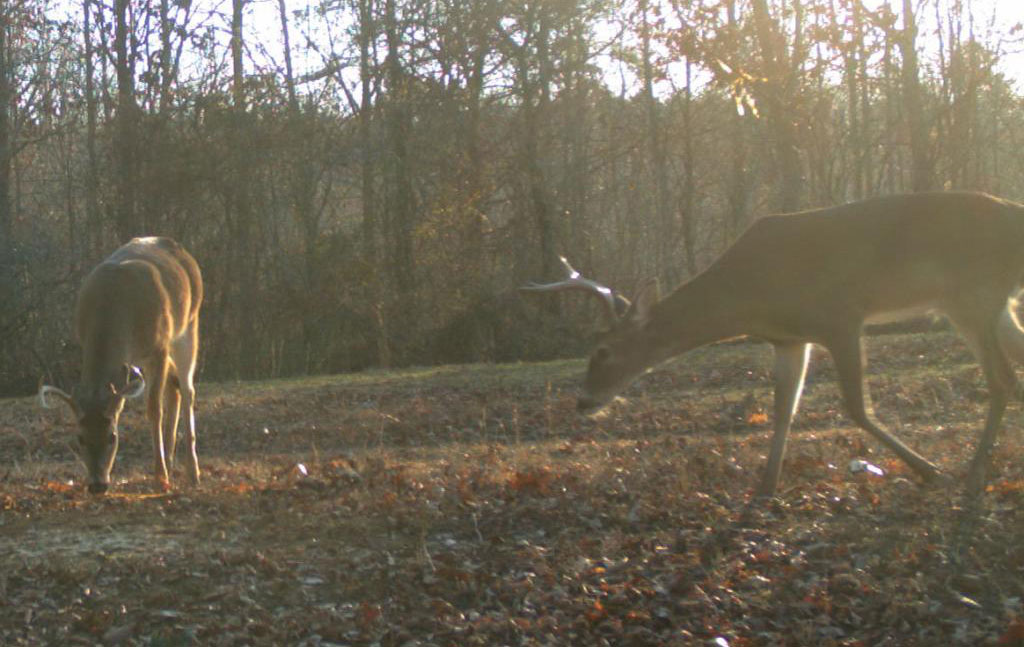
[
  {"left": 522, "top": 191, "right": 1024, "bottom": 497},
  {"left": 40, "top": 237, "right": 203, "bottom": 495}
]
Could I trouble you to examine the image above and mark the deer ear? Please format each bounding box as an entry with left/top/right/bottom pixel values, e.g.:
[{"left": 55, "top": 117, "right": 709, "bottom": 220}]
[{"left": 629, "top": 278, "right": 660, "bottom": 325}]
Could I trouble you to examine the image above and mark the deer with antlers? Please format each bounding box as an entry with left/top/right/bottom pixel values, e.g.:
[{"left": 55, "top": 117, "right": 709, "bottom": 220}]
[
  {"left": 523, "top": 192, "right": 1024, "bottom": 497},
  {"left": 40, "top": 237, "right": 203, "bottom": 495}
]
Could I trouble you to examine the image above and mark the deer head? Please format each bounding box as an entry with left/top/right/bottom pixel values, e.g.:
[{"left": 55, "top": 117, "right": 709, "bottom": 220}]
[
  {"left": 40, "top": 364, "right": 145, "bottom": 494},
  {"left": 521, "top": 257, "right": 661, "bottom": 412}
]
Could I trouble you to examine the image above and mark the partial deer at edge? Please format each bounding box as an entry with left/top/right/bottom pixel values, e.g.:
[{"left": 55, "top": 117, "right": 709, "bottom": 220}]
[
  {"left": 523, "top": 192, "right": 1024, "bottom": 497},
  {"left": 40, "top": 237, "right": 203, "bottom": 495}
]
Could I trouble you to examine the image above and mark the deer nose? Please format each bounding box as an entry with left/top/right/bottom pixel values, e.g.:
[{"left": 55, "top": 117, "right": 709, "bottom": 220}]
[{"left": 88, "top": 482, "right": 109, "bottom": 495}]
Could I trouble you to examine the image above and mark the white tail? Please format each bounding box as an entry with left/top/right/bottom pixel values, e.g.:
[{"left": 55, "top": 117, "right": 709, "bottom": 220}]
[
  {"left": 40, "top": 237, "right": 203, "bottom": 494},
  {"left": 525, "top": 192, "right": 1024, "bottom": 497}
]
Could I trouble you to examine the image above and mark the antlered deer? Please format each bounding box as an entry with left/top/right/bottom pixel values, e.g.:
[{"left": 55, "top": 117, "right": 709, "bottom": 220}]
[
  {"left": 40, "top": 237, "right": 203, "bottom": 494},
  {"left": 523, "top": 192, "right": 1024, "bottom": 496}
]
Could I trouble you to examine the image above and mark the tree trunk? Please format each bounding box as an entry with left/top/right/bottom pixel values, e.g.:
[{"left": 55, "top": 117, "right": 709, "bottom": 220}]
[
  {"left": 519, "top": 5, "right": 559, "bottom": 291},
  {"left": 680, "top": 57, "right": 697, "bottom": 278},
  {"left": 640, "top": 0, "right": 673, "bottom": 284},
  {"left": 113, "top": 0, "right": 138, "bottom": 239},
  {"left": 899, "top": 0, "right": 932, "bottom": 192},
  {"left": 355, "top": 0, "right": 390, "bottom": 368},
  {"left": 83, "top": 0, "right": 102, "bottom": 255},
  {"left": 750, "top": 0, "right": 805, "bottom": 212},
  {"left": 0, "top": 5, "right": 10, "bottom": 249},
  {"left": 228, "top": 0, "right": 260, "bottom": 377},
  {"left": 725, "top": 0, "right": 749, "bottom": 241},
  {"left": 0, "top": 3, "right": 14, "bottom": 379},
  {"left": 383, "top": 0, "right": 416, "bottom": 298},
  {"left": 157, "top": 0, "right": 173, "bottom": 115},
  {"left": 277, "top": 0, "right": 298, "bottom": 113},
  {"left": 563, "top": 16, "right": 589, "bottom": 271},
  {"left": 231, "top": 0, "right": 246, "bottom": 111}
]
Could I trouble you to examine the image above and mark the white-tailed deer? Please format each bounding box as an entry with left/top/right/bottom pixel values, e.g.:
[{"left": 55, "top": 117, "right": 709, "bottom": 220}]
[
  {"left": 40, "top": 237, "right": 203, "bottom": 495},
  {"left": 523, "top": 192, "right": 1024, "bottom": 497}
]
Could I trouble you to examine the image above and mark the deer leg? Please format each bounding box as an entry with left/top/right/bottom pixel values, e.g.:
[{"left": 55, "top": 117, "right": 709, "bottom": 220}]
[
  {"left": 825, "top": 332, "right": 942, "bottom": 482},
  {"left": 965, "top": 325, "right": 1016, "bottom": 495},
  {"left": 758, "top": 342, "right": 811, "bottom": 498},
  {"left": 997, "top": 300, "right": 1024, "bottom": 401},
  {"left": 172, "top": 319, "right": 201, "bottom": 485},
  {"left": 967, "top": 393, "right": 1009, "bottom": 496},
  {"left": 146, "top": 354, "right": 171, "bottom": 488},
  {"left": 163, "top": 371, "right": 181, "bottom": 470},
  {"left": 948, "top": 307, "right": 1019, "bottom": 495}
]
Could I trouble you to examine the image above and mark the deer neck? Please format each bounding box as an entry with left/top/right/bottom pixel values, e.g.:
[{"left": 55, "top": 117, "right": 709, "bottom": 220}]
[
  {"left": 79, "top": 325, "right": 134, "bottom": 400},
  {"left": 645, "top": 274, "right": 750, "bottom": 363}
]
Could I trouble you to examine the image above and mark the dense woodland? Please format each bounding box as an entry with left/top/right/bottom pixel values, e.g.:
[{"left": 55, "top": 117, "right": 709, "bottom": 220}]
[{"left": 0, "top": 0, "right": 1022, "bottom": 395}]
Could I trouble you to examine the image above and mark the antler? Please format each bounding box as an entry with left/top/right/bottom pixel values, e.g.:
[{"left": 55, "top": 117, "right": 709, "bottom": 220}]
[
  {"left": 111, "top": 365, "right": 146, "bottom": 399},
  {"left": 39, "top": 384, "right": 78, "bottom": 413},
  {"left": 520, "top": 256, "right": 628, "bottom": 323},
  {"left": 104, "top": 365, "right": 145, "bottom": 417}
]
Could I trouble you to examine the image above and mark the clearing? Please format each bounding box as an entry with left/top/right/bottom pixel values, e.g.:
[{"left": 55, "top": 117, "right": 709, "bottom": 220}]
[{"left": 2, "top": 332, "right": 1024, "bottom": 646}]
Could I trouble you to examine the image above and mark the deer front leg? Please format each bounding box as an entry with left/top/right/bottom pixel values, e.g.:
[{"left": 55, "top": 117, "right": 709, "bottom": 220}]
[
  {"left": 758, "top": 342, "right": 811, "bottom": 498},
  {"left": 146, "top": 355, "right": 171, "bottom": 489},
  {"left": 163, "top": 373, "right": 181, "bottom": 470}
]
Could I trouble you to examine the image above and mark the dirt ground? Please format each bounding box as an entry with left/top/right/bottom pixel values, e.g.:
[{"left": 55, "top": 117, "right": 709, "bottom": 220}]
[{"left": 3, "top": 332, "right": 1024, "bottom": 646}]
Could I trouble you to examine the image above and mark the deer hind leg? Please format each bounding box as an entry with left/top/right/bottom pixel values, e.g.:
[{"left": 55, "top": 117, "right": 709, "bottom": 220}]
[
  {"left": 758, "top": 342, "right": 811, "bottom": 498},
  {"left": 171, "top": 318, "right": 200, "bottom": 485},
  {"left": 163, "top": 369, "right": 182, "bottom": 471},
  {"left": 145, "top": 353, "right": 171, "bottom": 488},
  {"left": 952, "top": 307, "right": 1018, "bottom": 495},
  {"left": 997, "top": 298, "right": 1024, "bottom": 401},
  {"left": 825, "top": 331, "right": 942, "bottom": 482}
]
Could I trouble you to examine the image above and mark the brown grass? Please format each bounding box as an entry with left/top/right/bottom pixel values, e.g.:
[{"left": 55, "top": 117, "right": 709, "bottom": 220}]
[{"left": 2, "top": 331, "right": 1024, "bottom": 646}]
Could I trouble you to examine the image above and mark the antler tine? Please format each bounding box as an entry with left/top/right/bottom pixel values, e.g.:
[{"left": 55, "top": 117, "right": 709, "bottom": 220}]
[
  {"left": 558, "top": 255, "right": 580, "bottom": 279},
  {"left": 111, "top": 365, "right": 146, "bottom": 399},
  {"left": 520, "top": 257, "right": 621, "bottom": 323},
  {"left": 39, "top": 384, "right": 73, "bottom": 410}
]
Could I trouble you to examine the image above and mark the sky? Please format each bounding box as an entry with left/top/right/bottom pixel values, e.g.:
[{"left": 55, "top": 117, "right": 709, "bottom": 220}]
[
  {"left": 47, "top": 0, "right": 1024, "bottom": 97},
  {"left": 243, "top": 0, "right": 1024, "bottom": 97},
  {"left": 924, "top": 0, "right": 1024, "bottom": 88}
]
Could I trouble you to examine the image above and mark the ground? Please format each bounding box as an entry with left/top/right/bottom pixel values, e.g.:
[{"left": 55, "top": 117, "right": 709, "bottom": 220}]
[{"left": 3, "top": 331, "right": 1024, "bottom": 646}]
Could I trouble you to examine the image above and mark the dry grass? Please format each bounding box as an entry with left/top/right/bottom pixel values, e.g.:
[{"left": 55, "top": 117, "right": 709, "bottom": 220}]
[{"left": 2, "top": 331, "right": 1024, "bottom": 645}]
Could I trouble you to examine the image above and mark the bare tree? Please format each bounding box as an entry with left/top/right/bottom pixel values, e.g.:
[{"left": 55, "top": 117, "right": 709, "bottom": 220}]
[
  {"left": 0, "top": 0, "right": 11, "bottom": 249},
  {"left": 899, "top": 0, "right": 933, "bottom": 191},
  {"left": 750, "top": 0, "right": 806, "bottom": 211},
  {"left": 113, "top": 0, "right": 140, "bottom": 238},
  {"left": 83, "top": 0, "right": 102, "bottom": 256}
]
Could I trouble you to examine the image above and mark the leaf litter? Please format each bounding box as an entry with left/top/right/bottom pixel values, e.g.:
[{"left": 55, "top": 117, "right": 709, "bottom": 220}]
[{"left": 1, "top": 332, "right": 1024, "bottom": 645}]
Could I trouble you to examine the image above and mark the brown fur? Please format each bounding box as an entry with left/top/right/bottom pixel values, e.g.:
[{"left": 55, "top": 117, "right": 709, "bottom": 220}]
[
  {"left": 579, "top": 192, "right": 1024, "bottom": 496},
  {"left": 44, "top": 237, "right": 203, "bottom": 493}
]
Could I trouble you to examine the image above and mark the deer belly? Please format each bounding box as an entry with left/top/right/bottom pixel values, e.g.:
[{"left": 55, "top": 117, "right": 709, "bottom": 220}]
[{"left": 864, "top": 304, "right": 937, "bottom": 325}]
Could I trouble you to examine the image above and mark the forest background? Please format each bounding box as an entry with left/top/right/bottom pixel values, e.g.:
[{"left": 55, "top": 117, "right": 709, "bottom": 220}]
[{"left": 1, "top": 0, "right": 1023, "bottom": 396}]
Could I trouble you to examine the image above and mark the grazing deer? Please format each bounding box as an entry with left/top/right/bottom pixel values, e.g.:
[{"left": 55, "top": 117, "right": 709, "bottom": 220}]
[
  {"left": 523, "top": 192, "right": 1024, "bottom": 497},
  {"left": 40, "top": 237, "right": 203, "bottom": 495}
]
